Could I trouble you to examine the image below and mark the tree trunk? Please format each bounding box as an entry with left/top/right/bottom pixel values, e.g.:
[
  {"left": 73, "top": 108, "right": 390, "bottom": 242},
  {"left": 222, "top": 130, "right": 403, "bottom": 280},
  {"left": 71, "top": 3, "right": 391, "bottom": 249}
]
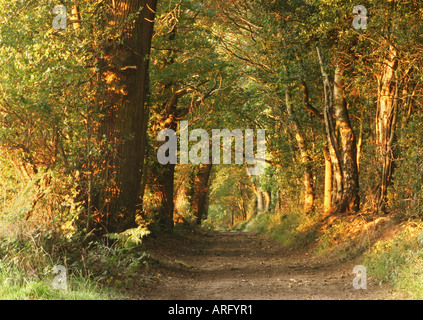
[
  {"left": 333, "top": 66, "right": 360, "bottom": 213},
  {"left": 97, "top": 0, "right": 158, "bottom": 234},
  {"left": 238, "top": 183, "right": 248, "bottom": 220},
  {"left": 375, "top": 44, "right": 398, "bottom": 213},
  {"left": 71, "top": 5, "right": 81, "bottom": 31},
  {"left": 323, "top": 145, "right": 333, "bottom": 215},
  {"left": 316, "top": 48, "right": 344, "bottom": 208},
  {"left": 247, "top": 171, "right": 263, "bottom": 217},
  {"left": 192, "top": 163, "right": 213, "bottom": 225},
  {"left": 285, "top": 89, "right": 315, "bottom": 214},
  {"left": 263, "top": 190, "right": 271, "bottom": 213},
  {"left": 156, "top": 163, "right": 176, "bottom": 231},
  {"left": 153, "top": 94, "right": 179, "bottom": 231},
  {"left": 274, "top": 190, "right": 282, "bottom": 215},
  {"left": 255, "top": 187, "right": 264, "bottom": 216},
  {"left": 316, "top": 48, "right": 359, "bottom": 215}
]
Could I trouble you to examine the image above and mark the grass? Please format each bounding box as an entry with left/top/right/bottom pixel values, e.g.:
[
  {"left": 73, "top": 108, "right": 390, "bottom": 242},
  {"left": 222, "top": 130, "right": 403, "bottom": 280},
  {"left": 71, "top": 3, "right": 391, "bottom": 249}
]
[
  {"left": 0, "top": 219, "right": 150, "bottom": 300},
  {"left": 235, "top": 211, "right": 319, "bottom": 249},
  {"left": 364, "top": 221, "right": 423, "bottom": 299},
  {"left": 0, "top": 259, "right": 118, "bottom": 299}
]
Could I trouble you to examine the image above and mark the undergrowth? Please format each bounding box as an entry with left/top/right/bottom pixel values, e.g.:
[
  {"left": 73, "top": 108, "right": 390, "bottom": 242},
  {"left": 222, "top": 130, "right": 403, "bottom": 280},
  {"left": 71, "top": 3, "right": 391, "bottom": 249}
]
[
  {"left": 0, "top": 219, "right": 151, "bottom": 300},
  {"left": 364, "top": 221, "right": 423, "bottom": 299}
]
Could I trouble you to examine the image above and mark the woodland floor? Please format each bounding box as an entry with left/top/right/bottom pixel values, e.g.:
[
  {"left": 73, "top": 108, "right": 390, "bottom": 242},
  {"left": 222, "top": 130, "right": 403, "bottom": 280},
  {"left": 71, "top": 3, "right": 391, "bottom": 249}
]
[{"left": 135, "top": 229, "right": 398, "bottom": 300}]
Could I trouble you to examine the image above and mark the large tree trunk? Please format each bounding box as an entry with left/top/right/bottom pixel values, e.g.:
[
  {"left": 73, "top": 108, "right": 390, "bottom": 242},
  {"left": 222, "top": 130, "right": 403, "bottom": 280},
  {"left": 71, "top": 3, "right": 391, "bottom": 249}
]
[
  {"left": 97, "top": 0, "right": 158, "bottom": 234},
  {"left": 316, "top": 48, "right": 359, "bottom": 215},
  {"left": 375, "top": 44, "right": 398, "bottom": 213}
]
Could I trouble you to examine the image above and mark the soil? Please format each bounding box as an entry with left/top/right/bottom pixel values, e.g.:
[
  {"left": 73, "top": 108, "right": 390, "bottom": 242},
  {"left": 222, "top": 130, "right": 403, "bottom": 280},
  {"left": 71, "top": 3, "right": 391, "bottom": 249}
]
[{"left": 136, "top": 229, "right": 397, "bottom": 300}]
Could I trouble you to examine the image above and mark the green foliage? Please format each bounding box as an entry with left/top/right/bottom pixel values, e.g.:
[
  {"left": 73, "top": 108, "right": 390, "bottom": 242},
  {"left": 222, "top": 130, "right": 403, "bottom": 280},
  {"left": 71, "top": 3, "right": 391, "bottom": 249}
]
[
  {"left": 242, "top": 212, "right": 318, "bottom": 249},
  {"left": 206, "top": 165, "right": 254, "bottom": 229},
  {"left": 0, "top": 223, "right": 124, "bottom": 299},
  {"left": 107, "top": 224, "right": 151, "bottom": 248},
  {"left": 0, "top": 218, "right": 151, "bottom": 299},
  {"left": 0, "top": 0, "right": 423, "bottom": 299},
  {"left": 0, "top": 0, "right": 112, "bottom": 237},
  {"left": 79, "top": 240, "right": 150, "bottom": 288},
  {"left": 388, "top": 115, "right": 423, "bottom": 219},
  {"left": 0, "top": 259, "right": 116, "bottom": 300},
  {"left": 365, "top": 222, "right": 423, "bottom": 299}
]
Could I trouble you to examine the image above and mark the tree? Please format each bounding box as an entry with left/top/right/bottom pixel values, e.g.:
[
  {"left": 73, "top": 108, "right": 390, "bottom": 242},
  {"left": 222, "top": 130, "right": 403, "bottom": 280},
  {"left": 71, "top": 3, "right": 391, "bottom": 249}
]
[
  {"left": 285, "top": 88, "right": 315, "bottom": 214},
  {"left": 145, "top": 0, "right": 225, "bottom": 230},
  {"left": 191, "top": 163, "right": 213, "bottom": 225},
  {"left": 94, "top": 0, "right": 158, "bottom": 233}
]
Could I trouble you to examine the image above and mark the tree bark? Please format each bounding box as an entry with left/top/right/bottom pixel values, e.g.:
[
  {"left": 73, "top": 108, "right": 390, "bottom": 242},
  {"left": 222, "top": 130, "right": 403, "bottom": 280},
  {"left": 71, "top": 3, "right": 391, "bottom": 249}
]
[
  {"left": 238, "top": 182, "right": 248, "bottom": 220},
  {"left": 263, "top": 190, "right": 271, "bottom": 213},
  {"left": 97, "top": 0, "right": 158, "bottom": 234},
  {"left": 316, "top": 48, "right": 344, "bottom": 207},
  {"left": 333, "top": 66, "right": 360, "bottom": 213},
  {"left": 192, "top": 163, "right": 213, "bottom": 225},
  {"left": 323, "top": 144, "right": 333, "bottom": 215},
  {"left": 155, "top": 163, "right": 176, "bottom": 231},
  {"left": 152, "top": 94, "right": 179, "bottom": 231},
  {"left": 285, "top": 88, "right": 315, "bottom": 214},
  {"left": 375, "top": 44, "right": 398, "bottom": 213},
  {"left": 316, "top": 47, "right": 359, "bottom": 215},
  {"left": 256, "top": 189, "right": 264, "bottom": 216}
]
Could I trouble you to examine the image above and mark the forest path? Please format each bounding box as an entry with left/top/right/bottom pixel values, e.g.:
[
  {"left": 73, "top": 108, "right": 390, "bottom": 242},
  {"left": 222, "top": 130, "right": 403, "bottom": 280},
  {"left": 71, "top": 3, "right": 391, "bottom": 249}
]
[{"left": 138, "top": 230, "right": 394, "bottom": 300}]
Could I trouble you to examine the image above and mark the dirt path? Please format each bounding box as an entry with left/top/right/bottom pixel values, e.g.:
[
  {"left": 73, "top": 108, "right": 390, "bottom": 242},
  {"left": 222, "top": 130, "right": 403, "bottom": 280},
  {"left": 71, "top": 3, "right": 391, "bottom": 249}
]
[{"left": 139, "top": 230, "right": 395, "bottom": 300}]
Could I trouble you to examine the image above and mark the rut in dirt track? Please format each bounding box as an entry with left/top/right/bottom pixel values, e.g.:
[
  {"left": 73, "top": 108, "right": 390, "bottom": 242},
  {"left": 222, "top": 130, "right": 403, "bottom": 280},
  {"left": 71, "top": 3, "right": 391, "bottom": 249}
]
[{"left": 140, "top": 230, "right": 392, "bottom": 300}]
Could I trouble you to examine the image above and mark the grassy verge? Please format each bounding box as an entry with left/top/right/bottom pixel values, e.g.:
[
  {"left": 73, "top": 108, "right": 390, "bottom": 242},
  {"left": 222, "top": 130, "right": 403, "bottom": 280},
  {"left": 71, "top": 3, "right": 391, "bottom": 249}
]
[
  {"left": 233, "top": 211, "right": 319, "bottom": 249},
  {"left": 0, "top": 219, "right": 150, "bottom": 300},
  {"left": 364, "top": 221, "right": 423, "bottom": 299},
  {"left": 0, "top": 261, "right": 116, "bottom": 299}
]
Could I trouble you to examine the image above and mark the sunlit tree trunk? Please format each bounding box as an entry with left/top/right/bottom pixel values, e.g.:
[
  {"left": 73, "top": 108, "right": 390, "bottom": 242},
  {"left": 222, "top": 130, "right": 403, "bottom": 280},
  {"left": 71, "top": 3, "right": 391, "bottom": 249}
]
[
  {"left": 247, "top": 170, "right": 263, "bottom": 216},
  {"left": 333, "top": 66, "right": 360, "bottom": 213},
  {"left": 375, "top": 44, "right": 398, "bottom": 214},
  {"left": 317, "top": 48, "right": 359, "bottom": 215},
  {"left": 71, "top": 5, "right": 81, "bottom": 31},
  {"left": 317, "top": 48, "right": 343, "bottom": 209},
  {"left": 263, "top": 190, "right": 271, "bottom": 213},
  {"left": 256, "top": 189, "right": 264, "bottom": 216},
  {"left": 323, "top": 145, "right": 333, "bottom": 215}
]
